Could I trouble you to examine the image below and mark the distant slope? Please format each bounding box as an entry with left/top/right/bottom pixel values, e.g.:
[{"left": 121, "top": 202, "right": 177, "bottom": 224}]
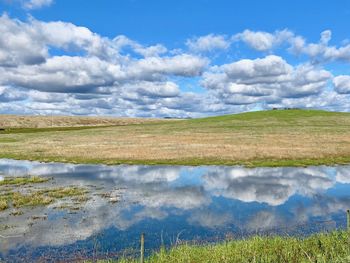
[
  {"left": 190, "top": 109, "right": 350, "bottom": 124},
  {"left": 178, "top": 109, "right": 350, "bottom": 131},
  {"left": 0, "top": 115, "right": 165, "bottom": 128}
]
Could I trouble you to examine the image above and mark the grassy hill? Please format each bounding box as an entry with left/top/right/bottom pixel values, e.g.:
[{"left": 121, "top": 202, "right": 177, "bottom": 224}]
[
  {"left": 0, "top": 114, "right": 163, "bottom": 129},
  {"left": 1, "top": 109, "right": 350, "bottom": 167}
]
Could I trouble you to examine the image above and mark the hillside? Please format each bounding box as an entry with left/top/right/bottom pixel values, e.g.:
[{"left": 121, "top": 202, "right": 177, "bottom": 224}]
[
  {"left": 0, "top": 115, "right": 163, "bottom": 128},
  {"left": 1, "top": 109, "right": 350, "bottom": 167}
]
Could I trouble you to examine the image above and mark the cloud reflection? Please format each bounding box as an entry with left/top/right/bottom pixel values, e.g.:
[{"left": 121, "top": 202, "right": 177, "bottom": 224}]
[{"left": 0, "top": 159, "right": 349, "bottom": 258}]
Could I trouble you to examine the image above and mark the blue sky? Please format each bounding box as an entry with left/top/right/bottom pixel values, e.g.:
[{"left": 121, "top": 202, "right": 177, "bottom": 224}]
[
  {"left": 0, "top": 0, "right": 350, "bottom": 117},
  {"left": 5, "top": 0, "right": 350, "bottom": 43}
]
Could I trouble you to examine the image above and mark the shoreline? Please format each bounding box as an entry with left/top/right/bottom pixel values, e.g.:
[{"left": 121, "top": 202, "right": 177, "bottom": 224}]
[{"left": 1, "top": 154, "right": 350, "bottom": 168}]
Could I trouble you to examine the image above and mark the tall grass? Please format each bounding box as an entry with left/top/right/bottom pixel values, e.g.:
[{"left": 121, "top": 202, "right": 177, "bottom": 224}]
[{"left": 101, "top": 231, "right": 350, "bottom": 263}]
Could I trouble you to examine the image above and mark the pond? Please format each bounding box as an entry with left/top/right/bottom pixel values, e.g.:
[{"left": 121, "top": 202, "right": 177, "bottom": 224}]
[{"left": 0, "top": 159, "right": 350, "bottom": 262}]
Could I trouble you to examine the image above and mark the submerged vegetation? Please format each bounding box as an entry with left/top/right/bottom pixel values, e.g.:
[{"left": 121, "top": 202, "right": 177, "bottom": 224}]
[
  {"left": 0, "top": 109, "right": 350, "bottom": 167},
  {"left": 97, "top": 231, "right": 350, "bottom": 263},
  {"left": 0, "top": 187, "right": 87, "bottom": 211},
  {"left": 0, "top": 176, "right": 87, "bottom": 211},
  {"left": 0, "top": 176, "right": 49, "bottom": 186},
  {"left": 0, "top": 199, "right": 8, "bottom": 211}
]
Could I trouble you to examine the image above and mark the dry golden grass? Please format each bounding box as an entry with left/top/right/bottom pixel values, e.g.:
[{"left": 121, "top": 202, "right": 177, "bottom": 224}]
[
  {"left": 0, "top": 114, "right": 163, "bottom": 128},
  {"left": 1, "top": 110, "right": 350, "bottom": 166}
]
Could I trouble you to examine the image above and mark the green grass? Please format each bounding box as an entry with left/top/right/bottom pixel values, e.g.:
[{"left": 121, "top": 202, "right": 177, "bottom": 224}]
[
  {"left": 40, "top": 187, "right": 87, "bottom": 198},
  {"left": 11, "top": 191, "right": 53, "bottom": 208},
  {"left": 0, "top": 186, "right": 87, "bottom": 210},
  {"left": 96, "top": 231, "right": 350, "bottom": 263},
  {"left": 1, "top": 155, "right": 350, "bottom": 168},
  {"left": 0, "top": 176, "right": 50, "bottom": 186},
  {"left": 0, "top": 138, "right": 18, "bottom": 143},
  {"left": 0, "top": 199, "right": 8, "bottom": 210}
]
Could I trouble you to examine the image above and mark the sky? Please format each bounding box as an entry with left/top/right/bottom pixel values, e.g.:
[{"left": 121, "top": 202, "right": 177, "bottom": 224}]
[{"left": 0, "top": 0, "right": 350, "bottom": 117}]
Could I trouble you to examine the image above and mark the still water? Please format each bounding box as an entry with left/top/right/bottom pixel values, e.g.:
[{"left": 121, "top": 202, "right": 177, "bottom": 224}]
[{"left": 0, "top": 159, "right": 349, "bottom": 262}]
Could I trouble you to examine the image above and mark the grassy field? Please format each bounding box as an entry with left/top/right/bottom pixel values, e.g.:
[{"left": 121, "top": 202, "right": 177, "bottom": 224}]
[
  {"left": 92, "top": 231, "right": 350, "bottom": 263},
  {"left": 1, "top": 109, "right": 350, "bottom": 167},
  {"left": 0, "top": 114, "right": 162, "bottom": 128}
]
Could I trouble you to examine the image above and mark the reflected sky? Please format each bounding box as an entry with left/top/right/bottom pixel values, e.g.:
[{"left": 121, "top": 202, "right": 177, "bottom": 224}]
[{"left": 0, "top": 159, "right": 349, "bottom": 262}]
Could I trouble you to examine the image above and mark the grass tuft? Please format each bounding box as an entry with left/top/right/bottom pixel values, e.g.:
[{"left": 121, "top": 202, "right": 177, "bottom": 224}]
[
  {"left": 0, "top": 199, "right": 8, "bottom": 211},
  {"left": 12, "top": 192, "right": 53, "bottom": 208},
  {"left": 0, "top": 176, "right": 50, "bottom": 186},
  {"left": 0, "top": 186, "right": 87, "bottom": 211}
]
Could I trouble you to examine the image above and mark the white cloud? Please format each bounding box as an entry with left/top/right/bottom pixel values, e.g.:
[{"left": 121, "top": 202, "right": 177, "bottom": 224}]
[
  {"left": 22, "top": 0, "right": 53, "bottom": 9},
  {"left": 0, "top": 86, "right": 27, "bottom": 102},
  {"left": 123, "top": 81, "right": 180, "bottom": 98},
  {"left": 127, "top": 54, "right": 208, "bottom": 79},
  {"left": 233, "top": 29, "right": 294, "bottom": 51},
  {"left": 333, "top": 75, "right": 350, "bottom": 94},
  {"left": 113, "top": 35, "right": 167, "bottom": 57},
  {"left": 0, "top": 14, "right": 47, "bottom": 66},
  {"left": 0, "top": 14, "right": 210, "bottom": 118},
  {"left": 186, "top": 34, "right": 230, "bottom": 52},
  {"left": 288, "top": 30, "right": 350, "bottom": 63},
  {"left": 221, "top": 55, "right": 292, "bottom": 81},
  {"left": 320, "top": 30, "right": 332, "bottom": 45},
  {"left": 2, "top": 56, "right": 124, "bottom": 93},
  {"left": 0, "top": 13, "right": 349, "bottom": 117},
  {"left": 201, "top": 55, "right": 332, "bottom": 106},
  {"left": 234, "top": 29, "right": 350, "bottom": 64}
]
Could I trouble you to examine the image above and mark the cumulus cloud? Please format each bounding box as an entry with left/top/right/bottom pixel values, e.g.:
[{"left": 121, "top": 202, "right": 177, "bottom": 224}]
[
  {"left": 2, "top": 56, "right": 123, "bottom": 93},
  {"left": 186, "top": 34, "right": 230, "bottom": 52},
  {"left": 0, "top": 14, "right": 213, "bottom": 117},
  {"left": 202, "top": 55, "right": 332, "bottom": 106},
  {"left": 0, "top": 14, "right": 47, "bottom": 66},
  {"left": 290, "top": 30, "right": 350, "bottom": 63},
  {"left": 233, "top": 29, "right": 294, "bottom": 51},
  {"left": 0, "top": 13, "right": 349, "bottom": 117},
  {"left": 273, "top": 90, "right": 350, "bottom": 113},
  {"left": 127, "top": 54, "right": 208, "bottom": 80},
  {"left": 233, "top": 29, "right": 350, "bottom": 64},
  {"left": 333, "top": 75, "right": 350, "bottom": 94}
]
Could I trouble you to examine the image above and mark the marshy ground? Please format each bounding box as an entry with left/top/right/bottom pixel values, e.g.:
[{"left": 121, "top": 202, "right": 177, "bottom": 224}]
[
  {"left": 1, "top": 160, "right": 350, "bottom": 262},
  {"left": 0, "top": 176, "right": 88, "bottom": 212}
]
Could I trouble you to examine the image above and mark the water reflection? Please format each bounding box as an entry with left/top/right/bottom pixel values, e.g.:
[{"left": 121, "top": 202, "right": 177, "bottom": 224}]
[
  {"left": 0, "top": 159, "right": 349, "bottom": 262},
  {"left": 203, "top": 167, "right": 334, "bottom": 205}
]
